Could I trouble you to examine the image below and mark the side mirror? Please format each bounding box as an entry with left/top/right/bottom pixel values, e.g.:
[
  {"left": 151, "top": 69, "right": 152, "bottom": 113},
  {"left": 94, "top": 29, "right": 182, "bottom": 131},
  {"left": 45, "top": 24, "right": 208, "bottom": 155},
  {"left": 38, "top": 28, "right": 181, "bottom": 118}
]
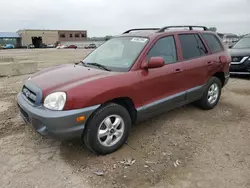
[{"left": 142, "top": 57, "right": 165, "bottom": 69}]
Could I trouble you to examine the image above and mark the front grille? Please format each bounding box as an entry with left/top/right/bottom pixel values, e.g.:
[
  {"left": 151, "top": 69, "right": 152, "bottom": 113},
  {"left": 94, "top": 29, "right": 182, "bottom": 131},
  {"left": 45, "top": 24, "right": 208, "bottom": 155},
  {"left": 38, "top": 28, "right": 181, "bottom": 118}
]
[
  {"left": 230, "top": 59, "right": 250, "bottom": 71},
  {"left": 231, "top": 56, "right": 243, "bottom": 62},
  {"left": 22, "top": 86, "right": 36, "bottom": 103}
]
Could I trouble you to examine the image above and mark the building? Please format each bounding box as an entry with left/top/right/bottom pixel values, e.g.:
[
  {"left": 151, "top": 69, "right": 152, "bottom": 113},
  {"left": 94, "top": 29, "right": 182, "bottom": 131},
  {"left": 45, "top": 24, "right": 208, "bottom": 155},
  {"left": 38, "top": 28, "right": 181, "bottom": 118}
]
[
  {"left": 0, "top": 32, "right": 21, "bottom": 47},
  {"left": 220, "top": 33, "right": 239, "bottom": 48},
  {"left": 58, "top": 30, "right": 87, "bottom": 42},
  {"left": 17, "top": 30, "right": 58, "bottom": 48},
  {"left": 17, "top": 29, "right": 87, "bottom": 48}
]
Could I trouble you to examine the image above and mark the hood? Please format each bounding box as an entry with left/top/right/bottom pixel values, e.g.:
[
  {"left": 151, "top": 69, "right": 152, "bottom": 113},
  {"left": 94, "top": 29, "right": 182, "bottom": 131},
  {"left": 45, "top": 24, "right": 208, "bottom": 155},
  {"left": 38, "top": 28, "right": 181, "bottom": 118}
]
[
  {"left": 229, "top": 48, "right": 250, "bottom": 57},
  {"left": 29, "top": 64, "right": 118, "bottom": 93}
]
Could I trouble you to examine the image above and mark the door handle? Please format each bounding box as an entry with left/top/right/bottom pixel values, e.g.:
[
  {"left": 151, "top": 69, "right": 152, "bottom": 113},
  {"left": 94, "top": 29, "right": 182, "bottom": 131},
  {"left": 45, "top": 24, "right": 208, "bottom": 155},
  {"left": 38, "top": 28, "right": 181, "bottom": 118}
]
[
  {"left": 174, "top": 68, "right": 183, "bottom": 73},
  {"left": 207, "top": 61, "right": 213, "bottom": 66}
]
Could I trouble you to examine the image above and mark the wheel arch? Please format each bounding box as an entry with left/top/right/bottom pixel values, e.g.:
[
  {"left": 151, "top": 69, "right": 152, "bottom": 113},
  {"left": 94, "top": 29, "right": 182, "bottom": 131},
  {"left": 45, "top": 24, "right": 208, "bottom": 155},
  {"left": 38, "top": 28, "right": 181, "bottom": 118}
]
[
  {"left": 85, "top": 96, "right": 137, "bottom": 126},
  {"left": 107, "top": 97, "right": 137, "bottom": 124},
  {"left": 213, "top": 72, "right": 225, "bottom": 87}
]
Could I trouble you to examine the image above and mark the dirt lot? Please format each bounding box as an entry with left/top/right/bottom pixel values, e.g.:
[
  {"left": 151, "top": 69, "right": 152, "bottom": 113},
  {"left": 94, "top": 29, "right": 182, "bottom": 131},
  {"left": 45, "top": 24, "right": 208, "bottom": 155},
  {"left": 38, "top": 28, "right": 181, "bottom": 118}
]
[{"left": 0, "top": 49, "right": 250, "bottom": 188}]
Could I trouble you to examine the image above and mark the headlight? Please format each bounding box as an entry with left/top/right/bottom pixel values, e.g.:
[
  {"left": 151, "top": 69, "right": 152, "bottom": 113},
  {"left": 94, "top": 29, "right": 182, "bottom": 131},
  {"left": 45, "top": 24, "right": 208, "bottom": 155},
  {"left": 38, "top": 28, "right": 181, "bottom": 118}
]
[{"left": 44, "top": 92, "right": 66, "bottom": 110}]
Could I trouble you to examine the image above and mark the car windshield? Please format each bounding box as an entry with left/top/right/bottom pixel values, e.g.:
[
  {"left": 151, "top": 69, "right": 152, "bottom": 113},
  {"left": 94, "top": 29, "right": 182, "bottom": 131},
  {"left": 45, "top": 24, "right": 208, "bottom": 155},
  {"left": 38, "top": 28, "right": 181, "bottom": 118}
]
[
  {"left": 83, "top": 37, "right": 149, "bottom": 71},
  {"left": 232, "top": 37, "right": 250, "bottom": 49}
]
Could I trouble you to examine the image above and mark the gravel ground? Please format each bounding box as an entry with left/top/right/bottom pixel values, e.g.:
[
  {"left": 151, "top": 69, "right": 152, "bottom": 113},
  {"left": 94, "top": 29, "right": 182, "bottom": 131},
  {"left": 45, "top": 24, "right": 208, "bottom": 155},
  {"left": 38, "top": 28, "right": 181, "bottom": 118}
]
[{"left": 0, "top": 49, "right": 249, "bottom": 188}]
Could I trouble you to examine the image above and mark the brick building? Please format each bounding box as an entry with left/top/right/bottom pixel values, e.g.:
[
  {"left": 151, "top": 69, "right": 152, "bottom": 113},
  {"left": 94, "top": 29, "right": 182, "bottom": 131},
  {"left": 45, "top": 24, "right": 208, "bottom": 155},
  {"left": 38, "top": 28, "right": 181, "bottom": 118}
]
[{"left": 58, "top": 30, "right": 87, "bottom": 42}]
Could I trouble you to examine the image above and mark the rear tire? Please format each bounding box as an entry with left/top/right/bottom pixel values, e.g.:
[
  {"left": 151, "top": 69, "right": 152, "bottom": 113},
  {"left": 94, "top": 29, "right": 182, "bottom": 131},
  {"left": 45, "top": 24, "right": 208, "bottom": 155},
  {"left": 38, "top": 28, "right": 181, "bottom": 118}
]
[
  {"left": 196, "top": 77, "right": 222, "bottom": 110},
  {"left": 83, "top": 103, "right": 131, "bottom": 155}
]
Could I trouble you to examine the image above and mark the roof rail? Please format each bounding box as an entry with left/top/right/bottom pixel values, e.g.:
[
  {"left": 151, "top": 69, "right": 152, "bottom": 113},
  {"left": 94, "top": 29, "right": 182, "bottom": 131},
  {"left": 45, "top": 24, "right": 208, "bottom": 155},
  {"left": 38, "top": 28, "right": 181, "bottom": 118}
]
[
  {"left": 123, "top": 28, "right": 160, "bottom": 34},
  {"left": 158, "top": 26, "right": 208, "bottom": 32}
]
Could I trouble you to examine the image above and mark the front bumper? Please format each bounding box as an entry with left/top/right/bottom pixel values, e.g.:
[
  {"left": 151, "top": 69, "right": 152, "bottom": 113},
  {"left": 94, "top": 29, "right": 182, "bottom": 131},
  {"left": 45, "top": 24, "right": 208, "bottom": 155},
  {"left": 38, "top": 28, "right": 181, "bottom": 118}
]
[{"left": 17, "top": 92, "right": 100, "bottom": 140}]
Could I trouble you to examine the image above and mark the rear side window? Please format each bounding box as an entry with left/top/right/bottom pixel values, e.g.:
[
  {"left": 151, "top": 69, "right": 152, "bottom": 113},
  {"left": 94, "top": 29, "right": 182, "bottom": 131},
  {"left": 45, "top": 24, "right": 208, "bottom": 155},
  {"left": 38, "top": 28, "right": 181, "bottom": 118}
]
[
  {"left": 147, "top": 36, "right": 177, "bottom": 64},
  {"left": 201, "top": 33, "right": 224, "bottom": 53},
  {"left": 178, "top": 34, "right": 207, "bottom": 60}
]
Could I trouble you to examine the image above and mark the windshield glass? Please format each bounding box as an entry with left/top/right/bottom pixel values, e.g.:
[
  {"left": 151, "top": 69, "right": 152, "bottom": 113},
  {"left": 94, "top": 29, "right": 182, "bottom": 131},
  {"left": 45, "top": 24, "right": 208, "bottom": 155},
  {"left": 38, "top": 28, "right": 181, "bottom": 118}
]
[
  {"left": 232, "top": 37, "right": 250, "bottom": 49},
  {"left": 83, "top": 37, "right": 149, "bottom": 71}
]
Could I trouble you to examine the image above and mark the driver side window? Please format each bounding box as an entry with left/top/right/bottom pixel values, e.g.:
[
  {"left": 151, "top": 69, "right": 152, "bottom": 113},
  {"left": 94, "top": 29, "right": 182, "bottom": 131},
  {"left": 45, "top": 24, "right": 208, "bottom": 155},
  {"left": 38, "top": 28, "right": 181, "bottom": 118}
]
[{"left": 147, "top": 36, "right": 177, "bottom": 64}]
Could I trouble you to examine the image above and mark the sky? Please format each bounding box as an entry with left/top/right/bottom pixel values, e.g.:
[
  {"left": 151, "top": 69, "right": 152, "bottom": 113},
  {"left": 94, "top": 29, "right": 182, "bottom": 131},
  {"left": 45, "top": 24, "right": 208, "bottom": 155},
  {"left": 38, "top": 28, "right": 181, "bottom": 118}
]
[{"left": 1, "top": 0, "right": 250, "bottom": 37}]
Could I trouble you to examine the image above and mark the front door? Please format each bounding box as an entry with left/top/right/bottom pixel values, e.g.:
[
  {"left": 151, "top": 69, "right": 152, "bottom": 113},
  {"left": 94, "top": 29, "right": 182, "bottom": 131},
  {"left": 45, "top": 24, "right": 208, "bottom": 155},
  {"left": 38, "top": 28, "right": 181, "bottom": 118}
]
[{"left": 136, "top": 36, "right": 186, "bottom": 120}]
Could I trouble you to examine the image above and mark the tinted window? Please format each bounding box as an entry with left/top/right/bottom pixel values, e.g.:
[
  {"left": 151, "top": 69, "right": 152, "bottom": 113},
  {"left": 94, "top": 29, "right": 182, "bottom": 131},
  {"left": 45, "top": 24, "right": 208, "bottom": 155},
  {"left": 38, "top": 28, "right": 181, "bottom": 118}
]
[
  {"left": 202, "top": 33, "right": 223, "bottom": 53},
  {"left": 179, "top": 34, "right": 207, "bottom": 60},
  {"left": 147, "top": 36, "right": 177, "bottom": 64}
]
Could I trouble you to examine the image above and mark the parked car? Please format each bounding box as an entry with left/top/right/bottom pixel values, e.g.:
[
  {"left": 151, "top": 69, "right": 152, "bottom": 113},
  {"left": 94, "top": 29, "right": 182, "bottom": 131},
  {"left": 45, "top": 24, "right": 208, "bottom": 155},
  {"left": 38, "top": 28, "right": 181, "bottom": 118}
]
[
  {"left": 67, "top": 45, "right": 77, "bottom": 49},
  {"left": 28, "top": 44, "right": 35, "bottom": 49},
  {"left": 3, "top": 44, "right": 15, "bottom": 49},
  {"left": 229, "top": 34, "right": 250, "bottom": 75},
  {"left": 56, "top": 44, "right": 67, "bottom": 49},
  {"left": 84, "top": 43, "right": 97, "bottom": 49},
  {"left": 17, "top": 26, "right": 231, "bottom": 155},
  {"left": 39, "top": 43, "right": 47, "bottom": 48},
  {"left": 47, "top": 44, "right": 55, "bottom": 48}
]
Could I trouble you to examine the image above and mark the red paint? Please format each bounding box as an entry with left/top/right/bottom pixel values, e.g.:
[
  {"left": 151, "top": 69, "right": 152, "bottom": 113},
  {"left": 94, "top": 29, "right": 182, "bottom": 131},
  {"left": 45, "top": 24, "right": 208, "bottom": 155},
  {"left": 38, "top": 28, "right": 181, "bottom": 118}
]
[{"left": 29, "top": 30, "right": 231, "bottom": 111}]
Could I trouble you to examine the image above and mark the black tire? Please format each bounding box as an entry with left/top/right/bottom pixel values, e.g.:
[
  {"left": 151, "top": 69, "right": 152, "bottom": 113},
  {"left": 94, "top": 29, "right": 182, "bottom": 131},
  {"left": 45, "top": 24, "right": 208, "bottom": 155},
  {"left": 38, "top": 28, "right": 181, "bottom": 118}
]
[
  {"left": 196, "top": 77, "right": 222, "bottom": 110},
  {"left": 83, "top": 103, "right": 131, "bottom": 155}
]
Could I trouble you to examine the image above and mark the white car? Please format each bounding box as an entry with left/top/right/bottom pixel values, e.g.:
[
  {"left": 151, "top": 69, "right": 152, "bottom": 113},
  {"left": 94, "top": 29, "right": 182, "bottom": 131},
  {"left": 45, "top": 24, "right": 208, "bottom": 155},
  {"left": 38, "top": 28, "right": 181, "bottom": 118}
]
[
  {"left": 56, "top": 44, "right": 67, "bottom": 49},
  {"left": 47, "top": 44, "right": 55, "bottom": 48}
]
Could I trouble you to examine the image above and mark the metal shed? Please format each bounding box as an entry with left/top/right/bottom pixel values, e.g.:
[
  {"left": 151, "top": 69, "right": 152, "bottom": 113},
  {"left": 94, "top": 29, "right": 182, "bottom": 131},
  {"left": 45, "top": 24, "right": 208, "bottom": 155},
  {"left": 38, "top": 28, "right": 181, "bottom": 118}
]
[{"left": 0, "top": 32, "right": 21, "bottom": 48}]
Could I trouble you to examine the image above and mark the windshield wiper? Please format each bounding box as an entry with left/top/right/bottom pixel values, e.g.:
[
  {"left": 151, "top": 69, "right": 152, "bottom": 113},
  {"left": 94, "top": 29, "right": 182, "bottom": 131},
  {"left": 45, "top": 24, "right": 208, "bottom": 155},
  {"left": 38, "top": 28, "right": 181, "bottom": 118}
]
[
  {"left": 75, "top": 60, "right": 88, "bottom": 67},
  {"left": 86, "top": 63, "right": 111, "bottom": 71}
]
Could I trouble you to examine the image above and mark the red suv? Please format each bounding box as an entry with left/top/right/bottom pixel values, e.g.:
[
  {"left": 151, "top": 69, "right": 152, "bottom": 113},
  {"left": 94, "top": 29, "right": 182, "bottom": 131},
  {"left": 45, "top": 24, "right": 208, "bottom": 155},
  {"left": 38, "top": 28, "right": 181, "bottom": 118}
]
[{"left": 17, "top": 26, "right": 231, "bottom": 155}]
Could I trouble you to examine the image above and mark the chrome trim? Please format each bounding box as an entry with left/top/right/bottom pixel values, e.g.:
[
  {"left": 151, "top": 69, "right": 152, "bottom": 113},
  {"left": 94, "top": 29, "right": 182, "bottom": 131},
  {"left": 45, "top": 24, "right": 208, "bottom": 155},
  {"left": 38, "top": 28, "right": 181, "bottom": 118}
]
[
  {"left": 231, "top": 56, "right": 249, "bottom": 65},
  {"left": 230, "top": 72, "right": 250, "bottom": 75}
]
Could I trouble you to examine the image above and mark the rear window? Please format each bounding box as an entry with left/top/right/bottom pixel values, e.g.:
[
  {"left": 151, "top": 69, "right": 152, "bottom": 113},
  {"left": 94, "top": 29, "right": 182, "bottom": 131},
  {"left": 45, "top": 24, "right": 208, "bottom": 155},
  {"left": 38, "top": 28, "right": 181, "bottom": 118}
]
[{"left": 201, "top": 33, "right": 224, "bottom": 53}]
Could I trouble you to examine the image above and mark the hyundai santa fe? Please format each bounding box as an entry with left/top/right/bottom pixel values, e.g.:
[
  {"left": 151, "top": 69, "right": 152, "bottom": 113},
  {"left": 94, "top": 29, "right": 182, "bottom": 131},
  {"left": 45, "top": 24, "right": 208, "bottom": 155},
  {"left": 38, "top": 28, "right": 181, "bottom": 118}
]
[{"left": 17, "top": 25, "right": 231, "bottom": 155}]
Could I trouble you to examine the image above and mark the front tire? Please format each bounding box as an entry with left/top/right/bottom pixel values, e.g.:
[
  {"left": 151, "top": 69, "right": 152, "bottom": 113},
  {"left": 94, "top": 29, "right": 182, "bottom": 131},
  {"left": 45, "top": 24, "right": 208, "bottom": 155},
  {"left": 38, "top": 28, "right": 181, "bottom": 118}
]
[
  {"left": 83, "top": 103, "right": 131, "bottom": 155},
  {"left": 196, "top": 77, "right": 222, "bottom": 110}
]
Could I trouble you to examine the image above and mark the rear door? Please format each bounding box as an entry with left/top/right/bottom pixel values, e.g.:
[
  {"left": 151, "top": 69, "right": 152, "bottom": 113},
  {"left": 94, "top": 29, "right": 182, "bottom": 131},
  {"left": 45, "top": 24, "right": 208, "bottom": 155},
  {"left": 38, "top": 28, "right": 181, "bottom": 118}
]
[
  {"left": 177, "top": 33, "right": 210, "bottom": 101},
  {"left": 136, "top": 35, "right": 186, "bottom": 119},
  {"left": 200, "top": 33, "right": 226, "bottom": 74}
]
